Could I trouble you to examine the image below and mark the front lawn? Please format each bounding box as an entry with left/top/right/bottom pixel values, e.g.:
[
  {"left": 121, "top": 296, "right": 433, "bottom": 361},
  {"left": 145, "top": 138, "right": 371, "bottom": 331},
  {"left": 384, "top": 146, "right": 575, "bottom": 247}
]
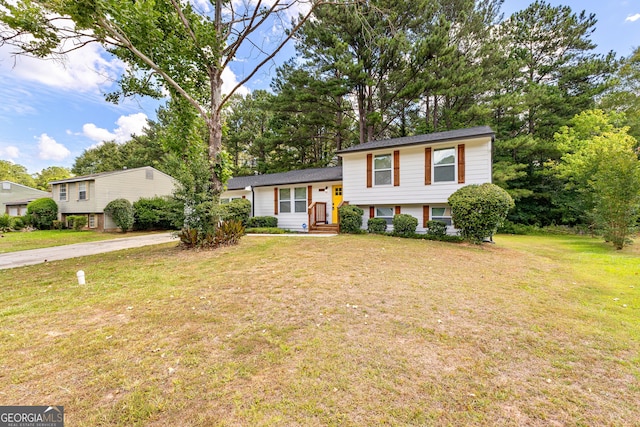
[
  {"left": 0, "top": 230, "right": 163, "bottom": 253},
  {"left": 0, "top": 234, "right": 638, "bottom": 425}
]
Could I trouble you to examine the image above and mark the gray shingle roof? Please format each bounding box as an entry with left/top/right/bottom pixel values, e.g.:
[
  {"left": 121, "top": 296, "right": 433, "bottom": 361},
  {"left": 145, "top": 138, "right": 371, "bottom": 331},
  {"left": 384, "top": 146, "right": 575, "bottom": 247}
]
[
  {"left": 48, "top": 166, "right": 172, "bottom": 185},
  {"left": 226, "top": 166, "right": 342, "bottom": 190},
  {"left": 337, "top": 126, "right": 494, "bottom": 154}
]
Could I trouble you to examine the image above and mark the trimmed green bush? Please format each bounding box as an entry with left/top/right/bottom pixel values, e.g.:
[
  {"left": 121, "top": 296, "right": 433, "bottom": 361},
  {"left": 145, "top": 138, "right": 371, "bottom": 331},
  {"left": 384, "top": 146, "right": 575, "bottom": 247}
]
[
  {"left": 133, "top": 196, "right": 180, "bottom": 230},
  {"left": 426, "top": 220, "right": 447, "bottom": 237},
  {"left": 67, "top": 215, "right": 88, "bottom": 231},
  {"left": 338, "top": 205, "right": 364, "bottom": 234},
  {"left": 11, "top": 216, "right": 25, "bottom": 230},
  {"left": 367, "top": 217, "right": 387, "bottom": 234},
  {"left": 26, "top": 198, "right": 58, "bottom": 230},
  {"left": 218, "top": 198, "right": 251, "bottom": 226},
  {"left": 247, "top": 216, "right": 278, "bottom": 228},
  {"left": 448, "top": 183, "right": 514, "bottom": 243},
  {"left": 392, "top": 214, "right": 418, "bottom": 236},
  {"left": 104, "top": 198, "right": 135, "bottom": 232},
  {"left": 0, "top": 214, "right": 10, "bottom": 232}
]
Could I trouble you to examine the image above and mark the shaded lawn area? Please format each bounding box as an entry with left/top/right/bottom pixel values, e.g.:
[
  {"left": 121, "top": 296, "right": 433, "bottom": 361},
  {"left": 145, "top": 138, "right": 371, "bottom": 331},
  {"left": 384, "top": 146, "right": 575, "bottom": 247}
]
[
  {"left": 0, "top": 230, "right": 164, "bottom": 253},
  {"left": 0, "top": 234, "right": 638, "bottom": 426}
]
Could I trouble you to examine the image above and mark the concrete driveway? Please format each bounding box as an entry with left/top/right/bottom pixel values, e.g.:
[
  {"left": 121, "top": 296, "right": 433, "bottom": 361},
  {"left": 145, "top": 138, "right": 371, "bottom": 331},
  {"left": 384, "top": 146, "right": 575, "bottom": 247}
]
[{"left": 0, "top": 233, "right": 178, "bottom": 270}]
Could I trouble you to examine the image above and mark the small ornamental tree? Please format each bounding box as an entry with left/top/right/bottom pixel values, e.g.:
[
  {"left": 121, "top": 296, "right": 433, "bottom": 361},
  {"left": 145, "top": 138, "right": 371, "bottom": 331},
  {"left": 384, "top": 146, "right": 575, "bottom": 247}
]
[
  {"left": 392, "top": 214, "right": 418, "bottom": 236},
  {"left": 104, "top": 198, "right": 135, "bottom": 233},
  {"left": 448, "top": 183, "right": 514, "bottom": 243},
  {"left": 26, "top": 198, "right": 58, "bottom": 230}
]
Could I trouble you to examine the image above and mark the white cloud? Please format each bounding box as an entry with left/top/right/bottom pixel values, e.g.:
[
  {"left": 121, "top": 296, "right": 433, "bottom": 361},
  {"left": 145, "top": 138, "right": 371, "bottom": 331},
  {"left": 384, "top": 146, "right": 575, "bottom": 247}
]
[
  {"left": 0, "top": 35, "right": 124, "bottom": 93},
  {"left": 626, "top": 13, "right": 640, "bottom": 22},
  {"left": 37, "top": 134, "right": 71, "bottom": 161},
  {"left": 82, "top": 112, "right": 149, "bottom": 145},
  {"left": 0, "top": 145, "right": 20, "bottom": 159},
  {"left": 222, "top": 66, "right": 250, "bottom": 97}
]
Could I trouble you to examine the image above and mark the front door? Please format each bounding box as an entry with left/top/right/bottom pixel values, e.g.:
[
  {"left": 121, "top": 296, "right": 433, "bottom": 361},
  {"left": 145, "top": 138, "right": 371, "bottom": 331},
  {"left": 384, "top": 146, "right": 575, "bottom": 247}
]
[{"left": 332, "top": 185, "right": 343, "bottom": 224}]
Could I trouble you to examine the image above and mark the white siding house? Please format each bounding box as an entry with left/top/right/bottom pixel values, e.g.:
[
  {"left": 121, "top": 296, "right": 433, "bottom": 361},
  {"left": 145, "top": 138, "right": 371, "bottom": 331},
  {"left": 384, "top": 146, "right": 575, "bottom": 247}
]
[
  {"left": 50, "top": 166, "right": 177, "bottom": 231},
  {"left": 338, "top": 126, "right": 493, "bottom": 232},
  {"left": 222, "top": 126, "right": 494, "bottom": 233}
]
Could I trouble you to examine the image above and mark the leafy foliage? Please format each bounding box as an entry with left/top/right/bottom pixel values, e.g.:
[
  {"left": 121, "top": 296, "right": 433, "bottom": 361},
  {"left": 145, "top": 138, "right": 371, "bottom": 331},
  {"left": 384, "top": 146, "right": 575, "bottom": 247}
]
[
  {"left": 367, "top": 218, "right": 387, "bottom": 234},
  {"left": 247, "top": 216, "right": 278, "bottom": 228},
  {"left": 67, "top": 215, "right": 88, "bottom": 231},
  {"left": 104, "top": 198, "right": 135, "bottom": 233},
  {"left": 392, "top": 214, "right": 418, "bottom": 236},
  {"left": 217, "top": 198, "right": 251, "bottom": 226},
  {"left": 338, "top": 205, "right": 364, "bottom": 234},
  {"left": 0, "top": 160, "right": 36, "bottom": 188},
  {"left": 449, "top": 184, "right": 515, "bottom": 243},
  {"left": 426, "top": 220, "right": 447, "bottom": 238},
  {"left": 556, "top": 110, "right": 640, "bottom": 249},
  {"left": 26, "top": 198, "right": 58, "bottom": 230},
  {"left": 0, "top": 214, "right": 11, "bottom": 232},
  {"left": 133, "top": 197, "right": 181, "bottom": 231}
]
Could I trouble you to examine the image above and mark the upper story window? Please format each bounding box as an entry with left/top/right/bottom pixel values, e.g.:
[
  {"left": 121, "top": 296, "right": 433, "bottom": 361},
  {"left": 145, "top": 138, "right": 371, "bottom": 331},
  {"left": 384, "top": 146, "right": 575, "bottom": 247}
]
[
  {"left": 433, "top": 148, "right": 455, "bottom": 182},
  {"left": 374, "top": 154, "right": 392, "bottom": 185},
  {"left": 78, "top": 182, "right": 87, "bottom": 200},
  {"left": 59, "top": 183, "right": 67, "bottom": 201}
]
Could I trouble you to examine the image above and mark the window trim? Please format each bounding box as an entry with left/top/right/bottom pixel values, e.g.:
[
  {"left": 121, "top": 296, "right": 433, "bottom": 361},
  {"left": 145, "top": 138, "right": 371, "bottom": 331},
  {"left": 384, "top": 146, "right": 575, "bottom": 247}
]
[
  {"left": 433, "top": 147, "right": 456, "bottom": 183},
  {"left": 78, "top": 182, "right": 88, "bottom": 201},
  {"left": 373, "top": 153, "right": 393, "bottom": 186},
  {"left": 278, "top": 187, "right": 308, "bottom": 214},
  {"left": 88, "top": 214, "right": 97, "bottom": 229},
  {"left": 59, "top": 183, "right": 67, "bottom": 201}
]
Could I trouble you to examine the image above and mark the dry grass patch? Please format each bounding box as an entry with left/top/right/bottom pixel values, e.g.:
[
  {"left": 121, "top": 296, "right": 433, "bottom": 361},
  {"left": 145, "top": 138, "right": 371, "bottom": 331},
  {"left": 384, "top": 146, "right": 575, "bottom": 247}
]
[{"left": 0, "top": 234, "right": 638, "bottom": 426}]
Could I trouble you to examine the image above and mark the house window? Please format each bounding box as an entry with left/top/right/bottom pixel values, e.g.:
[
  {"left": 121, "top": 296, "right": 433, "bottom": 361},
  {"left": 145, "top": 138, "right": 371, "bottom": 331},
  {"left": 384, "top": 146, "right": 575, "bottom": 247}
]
[
  {"left": 89, "top": 214, "right": 97, "bottom": 229},
  {"left": 146, "top": 169, "right": 154, "bottom": 180},
  {"left": 432, "top": 207, "right": 452, "bottom": 226},
  {"left": 59, "top": 183, "right": 67, "bottom": 201},
  {"left": 433, "top": 148, "right": 455, "bottom": 182},
  {"left": 278, "top": 187, "right": 307, "bottom": 213},
  {"left": 294, "top": 187, "right": 307, "bottom": 213},
  {"left": 375, "top": 206, "right": 394, "bottom": 225},
  {"left": 279, "top": 188, "right": 291, "bottom": 213},
  {"left": 374, "top": 154, "right": 392, "bottom": 185},
  {"left": 220, "top": 198, "right": 230, "bottom": 204},
  {"left": 78, "top": 182, "right": 87, "bottom": 200},
  {"left": 2, "top": 182, "right": 10, "bottom": 190}
]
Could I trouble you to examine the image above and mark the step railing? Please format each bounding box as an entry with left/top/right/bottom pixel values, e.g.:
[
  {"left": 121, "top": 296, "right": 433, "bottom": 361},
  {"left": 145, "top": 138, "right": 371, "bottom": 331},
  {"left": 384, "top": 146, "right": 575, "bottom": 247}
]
[{"left": 308, "top": 201, "right": 327, "bottom": 228}]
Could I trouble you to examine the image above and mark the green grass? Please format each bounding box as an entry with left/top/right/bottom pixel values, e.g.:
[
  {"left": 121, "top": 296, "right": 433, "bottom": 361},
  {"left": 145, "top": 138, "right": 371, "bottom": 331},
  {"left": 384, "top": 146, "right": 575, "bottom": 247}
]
[
  {"left": 0, "top": 230, "right": 162, "bottom": 253},
  {"left": 0, "top": 234, "right": 639, "bottom": 426}
]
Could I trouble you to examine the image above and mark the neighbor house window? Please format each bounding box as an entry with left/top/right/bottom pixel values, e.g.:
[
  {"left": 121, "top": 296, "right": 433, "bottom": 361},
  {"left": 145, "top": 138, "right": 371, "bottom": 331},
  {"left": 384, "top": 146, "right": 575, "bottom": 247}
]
[
  {"left": 2, "top": 182, "right": 10, "bottom": 190},
  {"left": 220, "top": 198, "right": 230, "bottom": 204},
  {"left": 432, "top": 207, "right": 452, "bottom": 226},
  {"left": 89, "top": 214, "right": 97, "bottom": 229},
  {"left": 279, "top": 188, "right": 291, "bottom": 213},
  {"left": 59, "top": 183, "right": 67, "bottom": 201},
  {"left": 433, "top": 148, "right": 455, "bottom": 182},
  {"left": 78, "top": 182, "right": 87, "bottom": 200},
  {"left": 145, "top": 169, "right": 154, "bottom": 180},
  {"left": 375, "top": 206, "right": 394, "bottom": 225},
  {"left": 374, "top": 154, "right": 392, "bottom": 185}
]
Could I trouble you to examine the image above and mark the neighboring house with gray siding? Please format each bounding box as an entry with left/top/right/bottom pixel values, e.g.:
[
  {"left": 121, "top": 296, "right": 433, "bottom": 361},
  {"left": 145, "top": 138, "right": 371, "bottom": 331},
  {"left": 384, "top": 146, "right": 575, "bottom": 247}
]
[
  {"left": 1, "top": 181, "right": 50, "bottom": 216},
  {"left": 50, "top": 166, "right": 177, "bottom": 231},
  {"left": 221, "top": 126, "right": 494, "bottom": 233}
]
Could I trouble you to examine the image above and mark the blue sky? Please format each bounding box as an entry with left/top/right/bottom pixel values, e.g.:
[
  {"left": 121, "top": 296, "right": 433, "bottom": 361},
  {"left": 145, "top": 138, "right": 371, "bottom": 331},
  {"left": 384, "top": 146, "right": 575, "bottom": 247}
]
[{"left": 1, "top": 0, "right": 639, "bottom": 174}]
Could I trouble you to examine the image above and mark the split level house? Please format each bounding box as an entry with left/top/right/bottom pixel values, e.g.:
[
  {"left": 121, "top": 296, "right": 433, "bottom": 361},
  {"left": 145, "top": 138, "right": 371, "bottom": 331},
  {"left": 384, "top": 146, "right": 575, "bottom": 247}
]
[
  {"left": 222, "top": 126, "right": 494, "bottom": 233},
  {"left": 49, "top": 166, "right": 177, "bottom": 231},
  {"left": 1, "top": 181, "right": 50, "bottom": 216}
]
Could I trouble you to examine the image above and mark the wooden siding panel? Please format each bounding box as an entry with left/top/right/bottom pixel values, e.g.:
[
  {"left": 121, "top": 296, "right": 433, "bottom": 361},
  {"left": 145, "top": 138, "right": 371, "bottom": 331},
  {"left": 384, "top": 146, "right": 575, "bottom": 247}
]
[
  {"left": 395, "top": 205, "right": 401, "bottom": 215},
  {"left": 393, "top": 150, "right": 400, "bottom": 186},
  {"left": 366, "top": 154, "right": 373, "bottom": 188},
  {"left": 458, "top": 144, "right": 465, "bottom": 184},
  {"left": 274, "top": 187, "right": 278, "bottom": 215},
  {"left": 425, "top": 147, "right": 432, "bottom": 185},
  {"left": 308, "top": 185, "right": 313, "bottom": 206},
  {"left": 423, "top": 205, "right": 430, "bottom": 228}
]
